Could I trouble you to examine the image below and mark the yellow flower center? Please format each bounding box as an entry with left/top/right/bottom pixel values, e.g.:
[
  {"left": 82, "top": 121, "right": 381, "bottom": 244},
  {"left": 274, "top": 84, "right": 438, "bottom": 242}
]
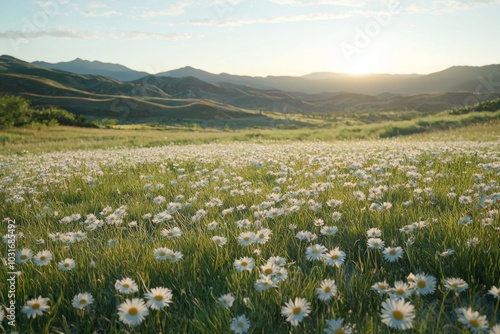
[
  {"left": 160, "top": 251, "right": 166, "bottom": 256},
  {"left": 238, "top": 321, "right": 245, "bottom": 328},
  {"left": 40, "top": 256, "right": 46, "bottom": 260},
  {"left": 393, "top": 310, "right": 404, "bottom": 321},
  {"left": 80, "top": 299, "right": 87, "bottom": 304},
  {"left": 241, "top": 261, "right": 248, "bottom": 267},
  {"left": 396, "top": 289, "right": 405, "bottom": 295},
  {"left": 312, "top": 249, "right": 318, "bottom": 254},
  {"left": 21, "top": 254, "right": 27, "bottom": 260},
  {"left": 334, "top": 329, "right": 345, "bottom": 334},
  {"left": 167, "top": 231, "right": 173, "bottom": 236},
  {"left": 374, "top": 242, "right": 379, "bottom": 247},
  {"left": 389, "top": 250, "right": 396, "bottom": 256},
  {"left": 243, "top": 236, "right": 250, "bottom": 241},
  {"left": 128, "top": 307, "right": 138, "bottom": 316},
  {"left": 417, "top": 280, "right": 426, "bottom": 288},
  {"left": 292, "top": 307, "right": 302, "bottom": 315},
  {"left": 469, "top": 319, "right": 480, "bottom": 328},
  {"left": 264, "top": 268, "right": 273, "bottom": 275},
  {"left": 331, "top": 254, "right": 339, "bottom": 260},
  {"left": 123, "top": 283, "right": 130, "bottom": 288},
  {"left": 380, "top": 284, "right": 388, "bottom": 290},
  {"left": 450, "top": 283, "right": 457, "bottom": 289},
  {"left": 64, "top": 262, "right": 70, "bottom": 267},
  {"left": 258, "top": 234, "right": 264, "bottom": 239},
  {"left": 154, "top": 295, "right": 163, "bottom": 301},
  {"left": 324, "top": 286, "right": 331, "bottom": 293},
  {"left": 32, "top": 303, "right": 40, "bottom": 310}
]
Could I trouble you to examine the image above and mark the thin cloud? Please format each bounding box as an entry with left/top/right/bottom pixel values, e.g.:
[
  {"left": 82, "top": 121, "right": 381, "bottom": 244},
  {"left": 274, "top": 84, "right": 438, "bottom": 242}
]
[
  {"left": 0, "top": 29, "right": 199, "bottom": 41},
  {"left": 405, "top": 0, "right": 500, "bottom": 13},
  {"left": 0, "top": 29, "right": 100, "bottom": 40},
  {"left": 140, "top": 1, "right": 190, "bottom": 17},
  {"left": 191, "top": 12, "right": 351, "bottom": 27},
  {"left": 82, "top": 9, "right": 119, "bottom": 17},
  {"left": 270, "top": 0, "right": 365, "bottom": 6}
]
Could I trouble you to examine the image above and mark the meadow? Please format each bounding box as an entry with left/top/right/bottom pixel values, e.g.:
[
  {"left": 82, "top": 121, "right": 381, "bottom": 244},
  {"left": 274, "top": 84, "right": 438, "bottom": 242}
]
[{"left": 0, "top": 129, "right": 499, "bottom": 333}]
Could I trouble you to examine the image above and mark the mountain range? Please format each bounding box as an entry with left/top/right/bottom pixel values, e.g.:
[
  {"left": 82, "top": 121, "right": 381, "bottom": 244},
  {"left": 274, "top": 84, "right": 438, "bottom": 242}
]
[
  {"left": 33, "top": 57, "right": 500, "bottom": 95},
  {"left": 1, "top": 55, "right": 500, "bottom": 127}
]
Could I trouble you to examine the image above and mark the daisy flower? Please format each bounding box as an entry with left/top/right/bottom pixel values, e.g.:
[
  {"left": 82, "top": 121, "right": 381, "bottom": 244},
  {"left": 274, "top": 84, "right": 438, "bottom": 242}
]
[
  {"left": 444, "top": 277, "right": 468, "bottom": 294},
  {"left": 72, "top": 292, "right": 94, "bottom": 309},
  {"left": 281, "top": 297, "right": 311, "bottom": 326},
  {"left": 260, "top": 263, "right": 277, "bottom": 276},
  {"left": 33, "top": 250, "right": 52, "bottom": 266},
  {"left": 411, "top": 273, "right": 436, "bottom": 296},
  {"left": 117, "top": 298, "right": 149, "bottom": 326},
  {"left": 230, "top": 314, "right": 250, "bottom": 334},
  {"left": 366, "top": 227, "right": 381, "bottom": 238},
  {"left": 254, "top": 228, "right": 272, "bottom": 244},
  {"left": 22, "top": 296, "right": 50, "bottom": 319},
  {"left": 145, "top": 287, "right": 173, "bottom": 310},
  {"left": 490, "top": 324, "right": 500, "bottom": 334},
  {"left": 58, "top": 258, "right": 76, "bottom": 271},
  {"left": 207, "top": 221, "right": 219, "bottom": 230},
  {"left": 316, "top": 279, "right": 338, "bottom": 301},
  {"left": 254, "top": 276, "right": 275, "bottom": 291},
  {"left": 367, "top": 238, "right": 385, "bottom": 250},
  {"left": 323, "top": 247, "right": 346, "bottom": 268},
  {"left": 218, "top": 293, "right": 235, "bottom": 308},
  {"left": 320, "top": 226, "right": 338, "bottom": 236},
  {"left": 212, "top": 235, "right": 227, "bottom": 247},
  {"left": 489, "top": 286, "right": 500, "bottom": 299},
  {"left": 234, "top": 257, "right": 255, "bottom": 272},
  {"left": 455, "top": 307, "right": 489, "bottom": 333},
  {"left": 382, "top": 247, "right": 404, "bottom": 262},
  {"left": 380, "top": 298, "right": 415, "bottom": 330},
  {"left": 305, "top": 244, "right": 327, "bottom": 261},
  {"left": 237, "top": 232, "right": 255, "bottom": 247},
  {"left": 324, "top": 318, "right": 355, "bottom": 334},
  {"left": 390, "top": 281, "right": 413, "bottom": 299},
  {"left": 16, "top": 248, "right": 33, "bottom": 264},
  {"left": 161, "top": 227, "right": 182, "bottom": 239},
  {"left": 371, "top": 281, "right": 390, "bottom": 295},
  {"left": 115, "top": 277, "right": 139, "bottom": 294}
]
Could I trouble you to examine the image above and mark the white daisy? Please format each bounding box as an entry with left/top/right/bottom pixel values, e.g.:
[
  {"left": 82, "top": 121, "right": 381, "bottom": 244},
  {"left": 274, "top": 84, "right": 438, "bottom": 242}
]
[
  {"left": 306, "top": 244, "right": 327, "bottom": 261},
  {"left": 230, "top": 314, "right": 250, "bottom": 334},
  {"left": 455, "top": 307, "right": 489, "bottom": 333},
  {"left": 380, "top": 298, "right": 415, "bottom": 330},
  {"left": 316, "top": 279, "right": 338, "bottom": 301},
  {"left": 218, "top": 293, "right": 235, "bottom": 308},
  {"left": 234, "top": 257, "right": 255, "bottom": 272},
  {"left": 281, "top": 297, "right": 311, "bottom": 326},
  {"left": 322, "top": 247, "right": 346, "bottom": 268},
  {"left": 72, "top": 292, "right": 94, "bottom": 309},
  {"left": 21, "top": 296, "right": 50, "bottom": 319},
  {"left": 117, "top": 298, "right": 149, "bottom": 326},
  {"left": 145, "top": 287, "right": 173, "bottom": 310},
  {"left": 115, "top": 277, "right": 139, "bottom": 294},
  {"left": 57, "top": 258, "right": 75, "bottom": 271}
]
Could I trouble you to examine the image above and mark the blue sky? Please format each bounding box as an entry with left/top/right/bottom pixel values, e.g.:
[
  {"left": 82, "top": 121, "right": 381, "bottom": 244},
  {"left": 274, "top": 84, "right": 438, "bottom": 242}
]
[{"left": 0, "top": 0, "right": 499, "bottom": 76}]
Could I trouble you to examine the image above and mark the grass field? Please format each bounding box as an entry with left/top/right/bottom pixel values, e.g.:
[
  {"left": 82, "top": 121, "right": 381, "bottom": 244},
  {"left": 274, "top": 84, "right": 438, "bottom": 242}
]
[
  {"left": 1, "top": 125, "right": 499, "bottom": 332},
  {"left": 1, "top": 111, "right": 499, "bottom": 156}
]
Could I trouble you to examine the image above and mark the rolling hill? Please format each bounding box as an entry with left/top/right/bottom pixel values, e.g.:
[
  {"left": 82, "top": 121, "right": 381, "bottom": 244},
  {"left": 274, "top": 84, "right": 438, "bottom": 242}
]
[
  {"left": 35, "top": 57, "right": 500, "bottom": 95},
  {"left": 2, "top": 55, "right": 500, "bottom": 128}
]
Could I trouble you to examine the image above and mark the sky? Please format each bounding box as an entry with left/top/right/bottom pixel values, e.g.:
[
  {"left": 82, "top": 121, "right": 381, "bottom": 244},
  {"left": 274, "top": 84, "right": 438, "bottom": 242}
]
[{"left": 0, "top": 0, "right": 499, "bottom": 76}]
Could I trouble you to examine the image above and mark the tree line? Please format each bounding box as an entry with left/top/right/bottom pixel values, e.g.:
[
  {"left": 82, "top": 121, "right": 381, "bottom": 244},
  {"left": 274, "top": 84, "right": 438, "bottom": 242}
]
[{"left": 0, "top": 95, "right": 98, "bottom": 129}]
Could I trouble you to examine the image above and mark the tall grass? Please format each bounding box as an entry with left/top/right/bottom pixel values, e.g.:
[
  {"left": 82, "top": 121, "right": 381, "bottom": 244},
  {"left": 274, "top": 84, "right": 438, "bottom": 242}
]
[{"left": 0, "top": 141, "right": 499, "bottom": 333}]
